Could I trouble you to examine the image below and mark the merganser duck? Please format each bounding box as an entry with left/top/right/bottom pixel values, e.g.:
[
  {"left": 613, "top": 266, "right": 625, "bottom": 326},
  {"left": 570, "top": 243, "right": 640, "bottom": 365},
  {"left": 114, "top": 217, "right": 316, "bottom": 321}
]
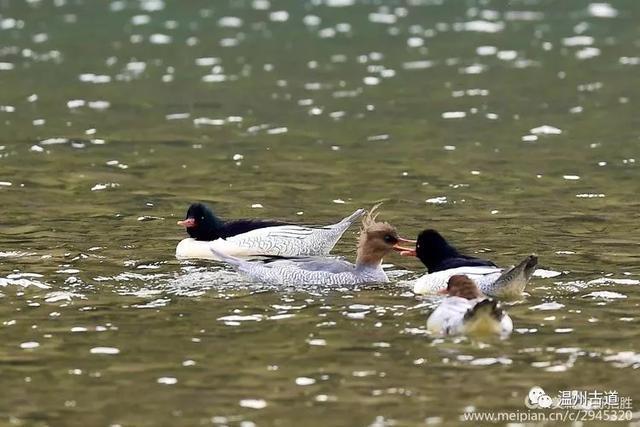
[
  {"left": 398, "top": 229, "right": 538, "bottom": 298},
  {"left": 210, "top": 206, "right": 413, "bottom": 286},
  {"left": 175, "top": 203, "right": 365, "bottom": 260},
  {"left": 427, "top": 275, "right": 513, "bottom": 337}
]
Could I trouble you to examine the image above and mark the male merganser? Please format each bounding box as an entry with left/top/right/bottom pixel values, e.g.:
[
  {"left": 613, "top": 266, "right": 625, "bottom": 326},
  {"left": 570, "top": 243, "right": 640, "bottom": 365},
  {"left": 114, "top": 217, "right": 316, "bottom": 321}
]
[
  {"left": 398, "top": 229, "right": 538, "bottom": 298},
  {"left": 210, "top": 206, "right": 413, "bottom": 285},
  {"left": 427, "top": 275, "right": 513, "bottom": 337},
  {"left": 175, "top": 203, "right": 365, "bottom": 260}
]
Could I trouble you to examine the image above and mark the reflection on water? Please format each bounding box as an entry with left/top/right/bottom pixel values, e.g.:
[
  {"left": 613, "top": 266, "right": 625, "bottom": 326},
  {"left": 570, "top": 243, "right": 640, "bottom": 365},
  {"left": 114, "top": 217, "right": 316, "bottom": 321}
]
[{"left": 1, "top": 0, "right": 639, "bottom": 425}]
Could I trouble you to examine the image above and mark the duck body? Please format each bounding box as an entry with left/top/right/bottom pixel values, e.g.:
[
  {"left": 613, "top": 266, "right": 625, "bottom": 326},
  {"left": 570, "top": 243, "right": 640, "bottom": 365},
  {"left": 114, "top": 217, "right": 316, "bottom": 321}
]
[
  {"left": 414, "top": 255, "right": 538, "bottom": 298},
  {"left": 212, "top": 250, "right": 389, "bottom": 286},
  {"left": 429, "top": 255, "right": 497, "bottom": 272},
  {"left": 211, "top": 205, "right": 408, "bottom": 286},
  {"left": 405, "top": 229, "right": 537, "bottom": 298},
  {"left": 175, "top": 204, "right": 366, "bottom": 260},
  {"left": 427, "top": 296, "right": 513, "bottom": 336},
  {"left": 426, "top": 275, "right": 513, "bottom": 337}
]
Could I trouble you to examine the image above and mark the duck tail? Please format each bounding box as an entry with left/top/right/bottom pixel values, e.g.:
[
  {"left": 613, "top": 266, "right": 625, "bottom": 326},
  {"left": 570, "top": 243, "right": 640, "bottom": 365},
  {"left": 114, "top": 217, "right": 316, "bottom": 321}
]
[
  {"left": 335, "top": 208, "right": 366, "bottom": 228},
  {"left": 464, "top": 299, "right": 502, "bottom": 322},
  {"left": 462, "top": 299, "right": 504, "bottom": 334},
  {"left": 492, "top": 255, "right": 539, "bottom": 297}
]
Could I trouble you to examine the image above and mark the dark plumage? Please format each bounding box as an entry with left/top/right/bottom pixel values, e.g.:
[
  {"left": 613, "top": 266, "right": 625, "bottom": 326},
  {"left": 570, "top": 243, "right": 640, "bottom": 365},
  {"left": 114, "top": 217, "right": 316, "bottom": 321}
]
[
  {"left": 179, "top": 203, "right": 288, "bottom": 241},
  {"left": 415, "top": 229, "right": 497, "bottom": 273},
  {"left": 463, "top": 299, "right": 504, "bottom": 322}
]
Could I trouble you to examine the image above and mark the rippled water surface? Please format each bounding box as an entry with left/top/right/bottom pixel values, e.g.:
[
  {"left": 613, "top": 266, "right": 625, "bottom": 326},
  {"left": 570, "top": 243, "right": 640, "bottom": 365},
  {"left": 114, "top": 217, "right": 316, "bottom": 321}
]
[{"left": 1, "top": 0, "right": 639, "bottom": 425}]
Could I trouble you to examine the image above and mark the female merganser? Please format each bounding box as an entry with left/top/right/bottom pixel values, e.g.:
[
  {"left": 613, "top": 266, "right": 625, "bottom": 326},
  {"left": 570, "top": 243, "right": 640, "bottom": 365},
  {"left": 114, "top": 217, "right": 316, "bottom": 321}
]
[
  {"left": 176, "top": 203, "right": 365, "bottom": 260},
  {"left": 210, "top": 207, "right": 412, "bottom": 286},
  {"left": 398, "top": 229, "right": 538, "bottom": 298},
  {"left": 427, "top": 275, "right": 513, "bottom": 337}
]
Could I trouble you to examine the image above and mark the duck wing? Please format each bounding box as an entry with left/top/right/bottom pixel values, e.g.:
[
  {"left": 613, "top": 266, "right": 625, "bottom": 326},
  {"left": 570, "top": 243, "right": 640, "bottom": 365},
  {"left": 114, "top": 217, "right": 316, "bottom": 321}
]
[
  {"left": 434, "top": 256, "right": 497, "bottom": 271},
  {"left": 218, "top": 219, "right": 290, "bottom": 238},
  {"left": 219, "top": 209, "right": 366, "bottom": 257}
]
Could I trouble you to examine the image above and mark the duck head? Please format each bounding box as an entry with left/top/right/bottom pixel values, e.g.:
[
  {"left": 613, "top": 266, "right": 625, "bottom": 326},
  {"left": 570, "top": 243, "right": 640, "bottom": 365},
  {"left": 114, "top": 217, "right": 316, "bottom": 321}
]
[
  {"left": 399, "top": 229, "right": 460, "bottom": 272},
  {"left": 441, "top": 275, "right": 483, "bottom": 299},
  {"left": 177, "top": 203, "right": 224, "bottom": 240},
  {"left": 356, "top": 205, "right": 414, "bottom": 267}
]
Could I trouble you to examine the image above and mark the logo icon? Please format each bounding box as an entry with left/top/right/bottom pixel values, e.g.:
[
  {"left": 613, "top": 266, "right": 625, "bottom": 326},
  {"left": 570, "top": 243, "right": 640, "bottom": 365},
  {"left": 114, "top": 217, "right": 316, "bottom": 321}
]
[{"left": 525, "top": 386, "right": 553, "bottom": 409}]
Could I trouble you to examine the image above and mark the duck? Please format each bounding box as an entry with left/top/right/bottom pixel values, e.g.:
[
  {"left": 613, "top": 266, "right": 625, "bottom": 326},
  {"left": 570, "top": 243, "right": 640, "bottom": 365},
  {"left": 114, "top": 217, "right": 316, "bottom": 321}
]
[
  {"left": 427, "top": 275, "right": 513, "bottom": 337},
  {"left": 397, "top": 229, "right": 538, "bottom": 298},
  {"left": 209, "top": 206, "right": 413, "bottom": 286},
  {"left": 175, "top": 203, "right": 366, "bottom": 260}
]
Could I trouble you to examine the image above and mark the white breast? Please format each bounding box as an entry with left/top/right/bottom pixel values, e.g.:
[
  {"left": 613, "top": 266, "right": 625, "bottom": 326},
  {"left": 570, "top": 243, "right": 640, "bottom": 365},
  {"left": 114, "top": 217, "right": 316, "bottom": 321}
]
[{"left": 175, "top": 238, "right": 255, "bottom": 260}]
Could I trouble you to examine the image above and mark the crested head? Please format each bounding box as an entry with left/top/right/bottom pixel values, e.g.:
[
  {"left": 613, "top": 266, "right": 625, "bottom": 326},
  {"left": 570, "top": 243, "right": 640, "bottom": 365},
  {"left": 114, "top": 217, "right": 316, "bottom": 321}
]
[
  {"left": 178, "top": 203, "right": 224, "bottom": 240},
  {"left": 446, "top": 275, "right": 483, "bottom": 299},
  {"left": 361, "top": 202, "right": 383, "bottom": 230},
  {"left": 356, "top": 204, "right": 402, "bottom": 267},
  {"left": 415, "top": 228, "right": 460, "bottom": 271}
]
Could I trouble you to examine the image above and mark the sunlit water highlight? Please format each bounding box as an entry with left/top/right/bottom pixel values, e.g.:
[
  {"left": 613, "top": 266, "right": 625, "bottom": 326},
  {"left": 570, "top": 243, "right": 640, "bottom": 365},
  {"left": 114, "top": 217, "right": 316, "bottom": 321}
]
[{"left": 0, "top": 0, "right": 639, "bottom": 425}]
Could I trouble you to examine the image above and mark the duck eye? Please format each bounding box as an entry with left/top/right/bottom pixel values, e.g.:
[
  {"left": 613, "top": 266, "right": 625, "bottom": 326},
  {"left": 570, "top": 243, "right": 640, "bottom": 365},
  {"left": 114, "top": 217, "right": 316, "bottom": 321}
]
[{"left": 383, "top": 234, "right": 397, "bottom": 244}]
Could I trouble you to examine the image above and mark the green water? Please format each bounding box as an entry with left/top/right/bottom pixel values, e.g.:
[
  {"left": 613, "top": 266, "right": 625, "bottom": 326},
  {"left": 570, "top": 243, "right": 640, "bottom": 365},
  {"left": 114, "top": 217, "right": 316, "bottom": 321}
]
[{"left": 1, "top": 0, "right": 639, "bottom": 425}]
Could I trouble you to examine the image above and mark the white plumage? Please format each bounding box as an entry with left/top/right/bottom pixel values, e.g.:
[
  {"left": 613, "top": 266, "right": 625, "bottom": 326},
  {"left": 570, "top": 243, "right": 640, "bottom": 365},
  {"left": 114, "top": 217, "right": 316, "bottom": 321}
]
[
  {"left": 414, "top": 266, "right": 503, "bottom": 295},
  {"left": 427, "top": 296, "right": 513, "bottom": 337}
]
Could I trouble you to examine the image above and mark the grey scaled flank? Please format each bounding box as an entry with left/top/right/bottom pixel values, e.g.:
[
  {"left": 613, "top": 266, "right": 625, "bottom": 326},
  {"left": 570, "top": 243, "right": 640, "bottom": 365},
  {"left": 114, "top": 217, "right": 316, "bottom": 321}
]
[{"left": 213, "top": 251, "right": 389, "bottom": 286}]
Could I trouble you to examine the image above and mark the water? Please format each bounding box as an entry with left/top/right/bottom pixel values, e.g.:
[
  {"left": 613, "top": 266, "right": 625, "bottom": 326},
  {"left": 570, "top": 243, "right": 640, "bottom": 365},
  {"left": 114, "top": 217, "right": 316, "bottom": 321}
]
[{"left": 1, "top": 0, "right": 639, "bottom": 425}]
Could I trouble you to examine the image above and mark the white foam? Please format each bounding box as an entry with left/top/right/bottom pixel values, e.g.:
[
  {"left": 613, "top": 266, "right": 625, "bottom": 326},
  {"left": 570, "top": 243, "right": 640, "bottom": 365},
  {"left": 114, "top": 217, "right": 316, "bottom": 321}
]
[
  {"left": 533, "top": 269, "right": 562, "bottom": 278},
  {"left": 269, "top": 11, "right": 289, "bottom": 22},
  {"left": 239, "top": 399, "right": 267, "bottom": 409},
  {"left": 460, "top": 20, "right": 504, "bottom": 33},
  {"left": 90, "top": 347, "right": 120, "bottom": 355},
  {"left": 150, "top": 33, "right": 171, "bottom": 44},
  {"left": 588, "top": 3, "right": 618, "bottom": 18},
  {"left": 218, "top": 17, "right": 242, "bottom": 28},
  {"left": 583, "top": 291, "right": 626, "bottom": 299},
  {"left": 157, "top": 377, "right": 178, "bottom": 385},
  {"left": 442, "top": 111, "right": 466, "bottom": 119},
  {"left": 562, "top": 36, "right": 594, "bottom": 46},
  {"left": 529, "top": 302, "right": 565, "bottom": 311},
  {"left": 530, "top": 125, "right": 562, "bottom": 135},
  {"left": 20, "top": 342, "right": 40, "bottom": 349},
  {"left": 426, "top": 196, "right": 447, "bottom": 204}
]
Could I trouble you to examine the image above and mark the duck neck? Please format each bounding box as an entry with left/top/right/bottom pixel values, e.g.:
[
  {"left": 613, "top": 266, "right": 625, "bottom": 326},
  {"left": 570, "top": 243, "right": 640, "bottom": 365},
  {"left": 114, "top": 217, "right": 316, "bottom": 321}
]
[
  {"left": 192, "top": 215, "right": 225, "bottom": 241},
  {"left": 355, "top": 248, "right": 384, "bottom": 271},
  {"left": 421, "top": 244, "right": 460, "bottom": 272}
]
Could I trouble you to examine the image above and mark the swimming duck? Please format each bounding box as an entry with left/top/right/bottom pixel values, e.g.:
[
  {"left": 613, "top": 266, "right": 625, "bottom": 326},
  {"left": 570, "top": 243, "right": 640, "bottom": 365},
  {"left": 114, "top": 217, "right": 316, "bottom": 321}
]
[
  {"left": 210, "top": 206, "right": 412, "bottom": 285},
  {"left": 397, "top": 229, "right": 538, "bottom": 298},
  {"left": 427, "top": 275, "right": 513, "bottom": 337},
  {"left": 176, "top": 203, "right": 365, "bottom": 260}
]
